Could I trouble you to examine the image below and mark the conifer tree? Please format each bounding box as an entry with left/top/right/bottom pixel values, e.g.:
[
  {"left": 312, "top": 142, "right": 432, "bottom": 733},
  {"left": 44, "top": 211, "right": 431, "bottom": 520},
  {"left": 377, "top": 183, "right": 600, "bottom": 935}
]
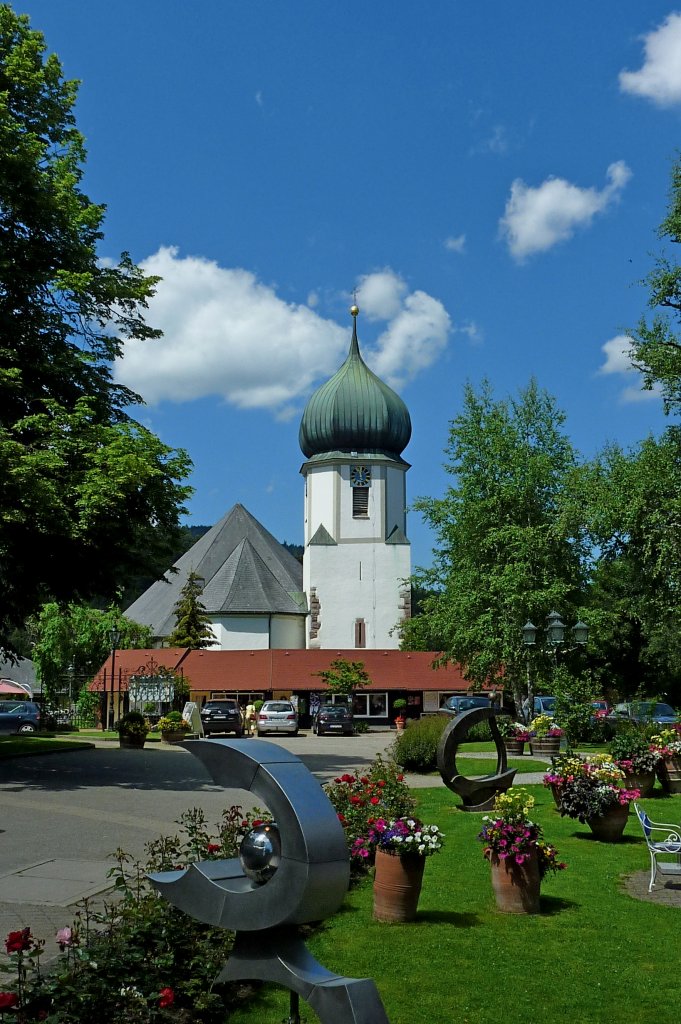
[{"left": 167, "top": 571, "right": 215, "bottom": 649}]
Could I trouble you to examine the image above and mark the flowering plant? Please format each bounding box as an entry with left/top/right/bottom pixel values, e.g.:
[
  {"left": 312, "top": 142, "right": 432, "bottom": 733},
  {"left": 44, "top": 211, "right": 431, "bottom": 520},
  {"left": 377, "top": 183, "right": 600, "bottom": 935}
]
[
  {"left": 650, "top": 726, "right": 681, "bottom": 758},
  {"left": 498, "top": 718, "right": 531, "bottom": 742},
  {"left": 478, "top": 788, "right": 566, "bottom": 880},
  {"left": 324, "top": 756, "right": 416, "bottom": 869},
  {"left": 608, "top": 729, "right": 661, "bottom": 774},
  {"left": 115, "top": 711, "right": 149, "bottom": 738},
  {"left": 557, "top": 755, "right": 640, "bottom": 822},
  {"left": 543, "top": 752, "right": 586, "bottom": 788},
  {"left": 529, "top": 714, "right": 563, "bottom": 738},
  {"left": 157, "top": 711, "right": 192, "bottom": 732},
  {"left": 359, "top": 816, "right": 444, "bottom": 859}
]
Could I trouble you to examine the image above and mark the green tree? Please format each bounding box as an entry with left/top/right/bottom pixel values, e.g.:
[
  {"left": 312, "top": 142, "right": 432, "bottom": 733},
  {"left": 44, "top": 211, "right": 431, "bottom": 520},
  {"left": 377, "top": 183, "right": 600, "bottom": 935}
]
[
  {"left": 400, "top": 379, "right": 586, "bottom": 712},
  {"left": 316, "top": 657, "right": 372, "bottom": 699},
  {"left": 167, "top": 570, "right": 215, "bottom": 649},
  {"left": 30, "top": 602, "right": 152, "bottom": 703},
  {"left": 551, "top": 664, "right": 597, "bottom": 750},
  {"left": 0, "top": 6, "right": 191, "bottom": 656},
  {"left": 630, "top": 158, "right": 681, "bottom": 414}
]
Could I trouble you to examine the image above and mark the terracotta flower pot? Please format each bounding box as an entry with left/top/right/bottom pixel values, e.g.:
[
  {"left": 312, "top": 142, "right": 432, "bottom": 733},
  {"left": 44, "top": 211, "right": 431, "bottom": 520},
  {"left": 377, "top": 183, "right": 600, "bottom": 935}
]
[
  {"left": 586, "top": 802, "right": 630, "bottom": 842},
  {"left": 623, "top": 769, "right": 655, "bottom": 797},
  {"left": 504, "top": 739, "right": 525, "bottom": 756},
  {"left": 488, "top": 850, "right": 541, "bottom": 914},
  {"left": 549, "top": 783, "right": 562, "bottom": 808},
  {"left": 657, "top": 756, "right": 681, "bottom": 795},
  {"left": 161, "top": 730, "right": 188, "bottom": 744},
  {"left": 119, "top": 734, "right": 146, "bottom": 749},
  {"left": 529, "top": 737, "right": 561, "bottom": 757},
  {"left": 373, "top": 849, "right": 425, "bottom": 922}
]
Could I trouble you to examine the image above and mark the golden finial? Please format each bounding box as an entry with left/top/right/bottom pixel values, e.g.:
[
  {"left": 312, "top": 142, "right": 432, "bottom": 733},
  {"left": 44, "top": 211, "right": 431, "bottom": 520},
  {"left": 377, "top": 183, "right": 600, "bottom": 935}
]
[
  {"left": 350, "top": 304, "right": 359, "bottom": 317},
  {"left": 350, "top": 288, "right": 359, "bottom": 318}
]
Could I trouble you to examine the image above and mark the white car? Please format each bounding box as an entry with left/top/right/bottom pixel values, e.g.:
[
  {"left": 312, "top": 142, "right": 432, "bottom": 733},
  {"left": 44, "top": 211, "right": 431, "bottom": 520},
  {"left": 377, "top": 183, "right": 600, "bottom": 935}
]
[{"left": 256, "top": 700, "right": 299, "bottom": 736}]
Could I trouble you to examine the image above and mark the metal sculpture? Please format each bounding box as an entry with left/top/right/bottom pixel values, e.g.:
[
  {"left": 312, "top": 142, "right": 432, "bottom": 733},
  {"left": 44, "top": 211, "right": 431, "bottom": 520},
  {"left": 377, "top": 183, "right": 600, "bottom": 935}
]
[
  {"left": 149, "top": 738, "right": 390, "bottom": 1024},
  {"left": 437, "top": 706, "right": 516, "bottom": 812}
]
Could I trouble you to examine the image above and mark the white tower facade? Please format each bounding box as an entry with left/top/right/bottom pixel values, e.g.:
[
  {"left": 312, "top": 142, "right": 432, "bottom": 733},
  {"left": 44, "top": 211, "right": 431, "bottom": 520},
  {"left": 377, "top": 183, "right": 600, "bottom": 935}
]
[{"left": 299, "top": 309, "right": 412, "bottom": 649}]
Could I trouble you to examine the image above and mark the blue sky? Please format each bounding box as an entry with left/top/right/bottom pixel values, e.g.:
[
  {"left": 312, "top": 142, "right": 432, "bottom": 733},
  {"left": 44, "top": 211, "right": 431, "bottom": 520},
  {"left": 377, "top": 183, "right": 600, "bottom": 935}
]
[{"left": 18, "top": 2, "right": 681, "bottom": 568}]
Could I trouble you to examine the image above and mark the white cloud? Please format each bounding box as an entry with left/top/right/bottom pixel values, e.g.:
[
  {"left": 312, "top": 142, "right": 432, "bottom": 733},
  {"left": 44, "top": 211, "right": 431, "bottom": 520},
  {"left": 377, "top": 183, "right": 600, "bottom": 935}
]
[
  {"left": 499, "top": 162, "right": 631, "bottom": 261},
  {"left": 444, "top": 234, "right": 466, "bottom": 254},
  {"left": 115, "top": 251, "right": 450, "bottom": 409},
  {"left": 456, "top": 320, "right": 483, "bottom": 344},
  {"left": 619, "top": 13, "right": 681, "bottom": 106},
  {"left": 598, "top": 334, "right": 661, "bottom": 403},
  {"left": 356, "top": 270, "right": 407, "bottom": 320}
]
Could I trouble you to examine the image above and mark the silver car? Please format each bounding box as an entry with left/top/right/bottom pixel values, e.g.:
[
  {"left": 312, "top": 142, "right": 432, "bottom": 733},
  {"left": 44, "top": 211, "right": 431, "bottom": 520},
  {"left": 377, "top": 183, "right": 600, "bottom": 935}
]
[{"left": 256, "top": 700, "right": 299, "bottom": 737}]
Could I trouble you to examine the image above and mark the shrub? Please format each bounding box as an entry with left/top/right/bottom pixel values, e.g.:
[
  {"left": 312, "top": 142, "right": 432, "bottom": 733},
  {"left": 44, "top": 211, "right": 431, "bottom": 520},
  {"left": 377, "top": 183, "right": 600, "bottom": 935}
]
[
  {"left": 324, "top": 756, "right": 415, "bottom": 871},
  {"left": 391, "top": 715, "right": 447, "bottom": 772}
]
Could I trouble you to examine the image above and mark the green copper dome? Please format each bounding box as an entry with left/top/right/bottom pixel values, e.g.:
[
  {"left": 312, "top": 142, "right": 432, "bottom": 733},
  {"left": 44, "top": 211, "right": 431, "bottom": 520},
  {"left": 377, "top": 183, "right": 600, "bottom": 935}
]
[{"left": 299, "top": 312, "right": 412, "bottom": 460}]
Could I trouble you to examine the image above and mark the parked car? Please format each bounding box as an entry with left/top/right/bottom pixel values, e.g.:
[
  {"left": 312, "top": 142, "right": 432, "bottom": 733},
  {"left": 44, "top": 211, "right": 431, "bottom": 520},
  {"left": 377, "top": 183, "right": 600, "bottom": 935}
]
[
  {"left": 312, "top": 704, "right": 353, "bottom": 736},
  {"left": 200, "top": 700, "right": 243, "bottom": 737},
  {"left": 256, "top": 700, "right": 299, "bottom": 736},
  {"left": 438, "top": 695, "right": 491, "bottom": 717},
  {"left": 608, "top": 701, "right": 678, "bottom": 726},
  {"left": 591, "top": 700, "right": 610, "bottom": 719},
  {"left": 0, "top": 701, "right": 41, "bottom": 735},
  {"left": 532, "top": 695, "right": 557, "bottom": 717}
]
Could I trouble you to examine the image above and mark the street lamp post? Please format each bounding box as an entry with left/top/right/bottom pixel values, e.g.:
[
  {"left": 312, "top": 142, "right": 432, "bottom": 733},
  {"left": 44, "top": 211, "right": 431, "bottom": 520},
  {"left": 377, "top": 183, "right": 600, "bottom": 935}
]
[
  {"left": 521, "top": 611, "right": 589, "bottom": 719},
  {"left": 108, "top": 627, "right": 121, "bottom": 732}
]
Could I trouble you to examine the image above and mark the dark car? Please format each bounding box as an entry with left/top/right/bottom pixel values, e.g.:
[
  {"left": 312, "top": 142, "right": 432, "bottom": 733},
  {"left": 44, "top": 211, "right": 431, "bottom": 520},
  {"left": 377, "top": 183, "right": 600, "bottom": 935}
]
[
  {"left": 200, "top": 700, "right": 243, "bottom": 737},
  {"left": 438, "top": 695, "right": 491, "bottom": 717},
  {"left": 0, "top": 701, "right": 41, "bottom": 735},
  {"left": 609, "top": 701, "right": 678, "bottom": 726},
  {"left": 312, "top": 704, "right": 353, "bottom": 736}
]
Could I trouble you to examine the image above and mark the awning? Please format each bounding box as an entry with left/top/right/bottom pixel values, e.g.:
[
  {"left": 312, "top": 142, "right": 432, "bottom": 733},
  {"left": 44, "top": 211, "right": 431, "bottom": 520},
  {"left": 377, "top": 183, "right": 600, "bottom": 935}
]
[{"left": 0, "top": 679, "right": 32, "bottom": 697}]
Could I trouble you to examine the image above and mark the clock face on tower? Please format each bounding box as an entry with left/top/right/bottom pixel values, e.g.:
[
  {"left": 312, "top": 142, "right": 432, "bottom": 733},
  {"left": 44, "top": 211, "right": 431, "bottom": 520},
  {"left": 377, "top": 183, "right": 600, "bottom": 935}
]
[{"left": 350, "top": 465, "right": 371, "bottom": 487}]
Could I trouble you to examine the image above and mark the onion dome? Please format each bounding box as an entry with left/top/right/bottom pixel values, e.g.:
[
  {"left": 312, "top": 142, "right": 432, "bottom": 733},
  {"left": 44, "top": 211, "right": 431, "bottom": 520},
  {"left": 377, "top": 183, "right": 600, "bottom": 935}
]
[{"left": 299, "top": 307, "right": 411, "bottom": 460}]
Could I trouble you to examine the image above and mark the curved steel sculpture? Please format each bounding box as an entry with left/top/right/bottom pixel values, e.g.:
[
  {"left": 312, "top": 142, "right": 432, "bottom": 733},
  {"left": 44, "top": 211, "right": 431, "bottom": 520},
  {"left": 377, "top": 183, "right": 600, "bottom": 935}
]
[
  {"left": 437, "top": 707, "right": 516, "bottom": 812},
  {"left": 149, "top": 738, "right": 390, "bottom": 1024}
]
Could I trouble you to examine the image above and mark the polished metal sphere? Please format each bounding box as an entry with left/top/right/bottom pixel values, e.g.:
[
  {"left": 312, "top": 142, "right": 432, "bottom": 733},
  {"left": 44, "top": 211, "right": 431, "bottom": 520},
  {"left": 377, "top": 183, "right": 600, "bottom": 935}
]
[{"left": 239, "top": 822, "right": 281, "bottom": 884}]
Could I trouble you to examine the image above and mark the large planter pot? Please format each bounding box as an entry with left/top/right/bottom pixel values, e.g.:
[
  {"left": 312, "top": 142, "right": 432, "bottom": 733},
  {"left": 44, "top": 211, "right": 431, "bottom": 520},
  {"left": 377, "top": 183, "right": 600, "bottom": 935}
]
[
  {"left": 623, "top": 769, "right": 655, "bottom": 797},
  {"left": 586, "top": 802, "right": 631, "bottom": 842},
  {"left": 161, "top": 730, "right": 188, "bottom": 744},
  {"left": 373, "top": 849, "right": 425, "bottom": 922},
  {"left": 119, "top": 734, "right": 146, "bottom": 749},
  {"left": 657, "top": 756, "right": 681, "bottom": 795},
  {"left": 504, "top": 739, "right": 525, "bottom": 756},
  {"left": 549, "top": 783, "right": 562, "bottom": 808},
  {"left": 488, "top": 850, "right": 541, "bottom": 915},
  {"left": 529, "top": 737, "right": 561, "bottom": 757}
]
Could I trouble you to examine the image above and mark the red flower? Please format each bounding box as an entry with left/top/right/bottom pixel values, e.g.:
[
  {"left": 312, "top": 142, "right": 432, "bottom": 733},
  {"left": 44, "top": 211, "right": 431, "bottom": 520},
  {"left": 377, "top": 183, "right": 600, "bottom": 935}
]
[
  {"left": 0, "top": 993, "right": 19, "bottom": 1010},
  {"left": 377, "top": 780, "right": 386, "bottom": 787},
  {"left": 252, "top": 819, "right": 263, "bottom": 827},
  {"left": 397, "top": 774, "right": 405, "bottom": 781},
  {"left": 340, "top": 774, "right": 355, "bottom": 783},
  {"left": 207, "top": 843, "right": 221, "bottom": 853},
  {"left": 370, "top": 796, "right": 380, "bottom": 805},
  {"left": 159, "top": 987, "right": 175, "bottom": 1008},
  {"left": 5, "top": 928, "right": 31, "bottom": 954},
  {"left": 350, "top": 796, "right": 362, "bottom": 805},
  {"left": 337, "top": 813, "right": 346, "bottom": 823}
]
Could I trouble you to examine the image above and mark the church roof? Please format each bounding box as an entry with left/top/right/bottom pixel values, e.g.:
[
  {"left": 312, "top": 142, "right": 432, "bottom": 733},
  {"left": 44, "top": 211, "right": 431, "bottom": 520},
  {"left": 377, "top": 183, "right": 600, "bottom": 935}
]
[
  {"left": 299, "top": 310, "right": 411, "bottom": 463},
  {"left": 124, "top": 504, "right": 306, "bottom": 637}
]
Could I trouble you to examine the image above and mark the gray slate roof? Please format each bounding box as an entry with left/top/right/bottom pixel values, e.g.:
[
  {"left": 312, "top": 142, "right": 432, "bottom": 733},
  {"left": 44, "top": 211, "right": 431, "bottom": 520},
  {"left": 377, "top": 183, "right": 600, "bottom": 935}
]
[{"left": 125, "top": 504, "right": 306, "bottom": 638}]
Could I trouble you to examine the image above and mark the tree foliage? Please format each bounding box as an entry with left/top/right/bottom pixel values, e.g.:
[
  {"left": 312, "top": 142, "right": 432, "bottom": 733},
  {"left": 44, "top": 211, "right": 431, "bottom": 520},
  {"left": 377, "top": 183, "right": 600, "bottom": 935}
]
[
  {"left": 30, "top": 602, "right": 152, "bottom": 703},
  {"left": 630, "top": 157, "right": 681, "bottom": 415},
  {"left": 0, "top": 6, "right": 191, "bottom": 655},
  {"left": 316, "top": 657, "right": 372, "bottom": 698},
  {"left": 400, "top": 379, "right": 585, "bottom": 705},
  {"left": 167, "top": 570, "right": 215, "bottom": 649}
]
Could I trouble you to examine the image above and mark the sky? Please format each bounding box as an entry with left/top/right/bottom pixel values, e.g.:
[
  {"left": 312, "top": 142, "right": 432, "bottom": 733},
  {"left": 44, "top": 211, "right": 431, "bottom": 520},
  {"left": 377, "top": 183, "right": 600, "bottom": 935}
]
[{"left": 16, "top": 2, "right": 681, "bottom": 569}]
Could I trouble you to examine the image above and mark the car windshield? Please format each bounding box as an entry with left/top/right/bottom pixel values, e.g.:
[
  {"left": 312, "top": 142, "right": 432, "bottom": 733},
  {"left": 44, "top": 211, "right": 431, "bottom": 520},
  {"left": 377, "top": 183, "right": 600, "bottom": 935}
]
[
  {"left": 264, "top": 703, "right": 294, "bottom": 713},
  {"left": 204, "top": 703, "right": 237, "bottom": 710},
  {"left": 633, "top": 702, "right": 675, "bottom": 717},
  {"left": 539, "top": 698, "right": 556, "bottom": 711},
  {"left": 320, "top": 706, "right": 349, "bottom": 717}
]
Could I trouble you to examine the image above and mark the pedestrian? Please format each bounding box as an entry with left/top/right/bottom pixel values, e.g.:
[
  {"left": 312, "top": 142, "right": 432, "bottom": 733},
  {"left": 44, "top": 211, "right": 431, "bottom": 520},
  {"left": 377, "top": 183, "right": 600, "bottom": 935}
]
[{"left": 245, "top": 701, "right": 256, "bottom": 736}]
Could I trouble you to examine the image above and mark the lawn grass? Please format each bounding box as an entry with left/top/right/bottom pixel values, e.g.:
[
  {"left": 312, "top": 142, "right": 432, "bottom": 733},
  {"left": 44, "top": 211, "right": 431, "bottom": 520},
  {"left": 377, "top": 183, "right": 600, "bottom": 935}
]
[
  {"left": 455, "top": 756, "right": 549, "bottom": 775},
  {"left": 0, "top": 735, "right": 94, "bottom": 757},
  {"left": 227, "top": 785, "right": 681, "bottom": 1024}
]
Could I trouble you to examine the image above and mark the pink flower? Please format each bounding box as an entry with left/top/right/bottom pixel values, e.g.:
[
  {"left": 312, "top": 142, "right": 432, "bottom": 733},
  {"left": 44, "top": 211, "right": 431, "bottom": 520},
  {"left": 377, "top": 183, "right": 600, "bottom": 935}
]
[{"left": 56, "top": 927, "right": 72, "bottom": 949}]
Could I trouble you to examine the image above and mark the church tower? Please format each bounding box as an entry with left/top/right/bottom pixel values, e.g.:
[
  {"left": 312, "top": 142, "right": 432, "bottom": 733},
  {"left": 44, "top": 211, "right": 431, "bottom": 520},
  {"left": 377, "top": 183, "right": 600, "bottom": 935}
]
[{"left": 299, "top": 305, "right": 412, "bottom": 649}]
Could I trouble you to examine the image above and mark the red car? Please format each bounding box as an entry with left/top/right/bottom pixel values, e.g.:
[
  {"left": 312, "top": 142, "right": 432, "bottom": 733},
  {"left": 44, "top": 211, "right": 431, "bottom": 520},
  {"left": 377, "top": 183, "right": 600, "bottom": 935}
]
[{"left": 592, "top": 700, "right": 610, "bottom": 719}]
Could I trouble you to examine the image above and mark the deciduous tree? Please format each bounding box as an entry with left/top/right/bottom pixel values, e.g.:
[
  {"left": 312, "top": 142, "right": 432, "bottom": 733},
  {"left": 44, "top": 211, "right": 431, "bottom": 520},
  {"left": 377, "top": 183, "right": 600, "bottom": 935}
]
[{"left": 0, "top": 6, "right": 191, "bottom": 655}]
